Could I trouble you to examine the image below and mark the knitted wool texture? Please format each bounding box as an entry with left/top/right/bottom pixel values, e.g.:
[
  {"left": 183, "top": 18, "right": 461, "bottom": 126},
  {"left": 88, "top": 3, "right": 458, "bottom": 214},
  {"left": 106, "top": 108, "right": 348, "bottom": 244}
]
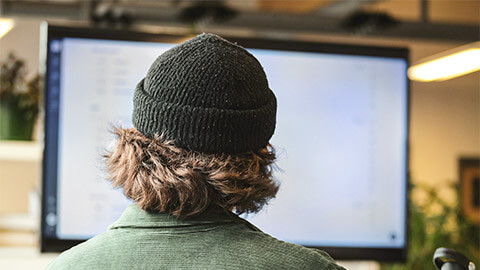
[{"left": 132, "top": 33, "right": 277, "bottom": 153}]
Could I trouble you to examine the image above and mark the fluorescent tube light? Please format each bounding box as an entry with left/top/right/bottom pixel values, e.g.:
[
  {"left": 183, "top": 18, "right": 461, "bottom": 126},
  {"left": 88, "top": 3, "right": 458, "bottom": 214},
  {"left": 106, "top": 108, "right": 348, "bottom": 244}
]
[
  {"left": 408, "top": 41, "right": 480, "bottom": 82},
  {"left": 0, "top": 18, "right": 14, "bottom": 39}
]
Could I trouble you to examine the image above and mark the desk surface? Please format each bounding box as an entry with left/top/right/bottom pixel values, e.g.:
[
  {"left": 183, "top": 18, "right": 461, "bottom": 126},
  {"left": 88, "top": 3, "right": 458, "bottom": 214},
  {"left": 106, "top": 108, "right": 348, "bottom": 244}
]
[{"left": 0, "top": 247, "right": 58, "bottom": 270}]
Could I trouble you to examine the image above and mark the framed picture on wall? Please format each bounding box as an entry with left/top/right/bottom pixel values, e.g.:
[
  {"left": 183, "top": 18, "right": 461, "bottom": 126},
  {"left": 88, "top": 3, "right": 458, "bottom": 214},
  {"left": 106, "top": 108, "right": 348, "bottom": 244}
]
[{"left": 459, "top": 158, "right": 480, "bottom": 225}]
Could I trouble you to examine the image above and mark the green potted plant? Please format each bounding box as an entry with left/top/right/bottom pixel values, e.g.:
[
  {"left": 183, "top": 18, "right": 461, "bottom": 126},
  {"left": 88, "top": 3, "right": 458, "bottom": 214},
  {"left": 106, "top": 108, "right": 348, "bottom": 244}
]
[
  {"left": 381, "top": 182, "right": 479, "bottom": 269},
  {"left": 0, "top": 53, "right": 40, "bottom": 140}
]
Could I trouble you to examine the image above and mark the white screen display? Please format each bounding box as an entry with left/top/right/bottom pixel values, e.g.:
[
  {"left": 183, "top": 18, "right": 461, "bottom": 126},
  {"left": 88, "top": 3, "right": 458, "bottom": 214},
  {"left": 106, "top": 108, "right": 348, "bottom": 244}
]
[{"left": 54, "top": 37, "right": 407, "bottom": 248}]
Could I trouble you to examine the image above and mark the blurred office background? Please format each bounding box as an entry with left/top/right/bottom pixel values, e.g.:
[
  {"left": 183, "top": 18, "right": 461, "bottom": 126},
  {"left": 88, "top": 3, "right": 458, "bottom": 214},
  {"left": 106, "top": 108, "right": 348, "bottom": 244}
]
[{"left": 0, "top": 1, "right": 478, "bottom": 269}]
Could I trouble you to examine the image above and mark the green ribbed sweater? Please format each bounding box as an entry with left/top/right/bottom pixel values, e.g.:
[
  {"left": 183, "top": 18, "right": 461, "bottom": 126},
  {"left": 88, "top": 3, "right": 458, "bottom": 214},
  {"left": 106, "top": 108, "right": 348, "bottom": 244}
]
[{"left": 47, "top": 204, "right": 345, "bottom": 270}]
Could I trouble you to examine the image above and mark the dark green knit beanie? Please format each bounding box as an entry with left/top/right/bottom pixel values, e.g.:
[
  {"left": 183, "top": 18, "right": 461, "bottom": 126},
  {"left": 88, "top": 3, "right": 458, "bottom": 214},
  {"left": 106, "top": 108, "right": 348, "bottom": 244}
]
[{"left": 132, "top": 33, "right": 277, "bottom": 154}]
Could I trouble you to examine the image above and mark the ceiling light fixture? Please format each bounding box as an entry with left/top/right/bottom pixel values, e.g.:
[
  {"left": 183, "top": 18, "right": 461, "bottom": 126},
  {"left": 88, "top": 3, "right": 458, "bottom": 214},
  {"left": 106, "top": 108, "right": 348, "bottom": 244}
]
[
  {"left": 0, "top": 18, "right": 14, "bottom": 39},
  {"left": 408, "top": 41, "right": 480, "bottom": 82}
]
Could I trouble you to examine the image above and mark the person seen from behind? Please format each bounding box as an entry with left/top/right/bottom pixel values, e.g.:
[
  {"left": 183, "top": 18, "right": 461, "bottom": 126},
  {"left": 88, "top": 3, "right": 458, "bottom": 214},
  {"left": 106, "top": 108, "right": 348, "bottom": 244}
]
[{"left": 47, "top": 33, "right": 345, "bottom": 270}]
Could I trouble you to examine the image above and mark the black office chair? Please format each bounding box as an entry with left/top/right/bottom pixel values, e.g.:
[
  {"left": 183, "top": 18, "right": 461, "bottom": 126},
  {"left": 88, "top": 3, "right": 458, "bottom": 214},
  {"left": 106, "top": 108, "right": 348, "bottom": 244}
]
[{"left": 433, "top": 247, "right": 476, "bottom": 270}]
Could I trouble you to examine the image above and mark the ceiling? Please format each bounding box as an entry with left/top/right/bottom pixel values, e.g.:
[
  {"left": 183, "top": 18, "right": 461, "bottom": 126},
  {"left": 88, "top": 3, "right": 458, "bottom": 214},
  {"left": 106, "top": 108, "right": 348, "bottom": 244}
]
[
  {"left": 0, "top": 0, "right": 478, "bottom": 42},
  {"left": 255, "top": 0, "right": 479, "bottom": 25}
]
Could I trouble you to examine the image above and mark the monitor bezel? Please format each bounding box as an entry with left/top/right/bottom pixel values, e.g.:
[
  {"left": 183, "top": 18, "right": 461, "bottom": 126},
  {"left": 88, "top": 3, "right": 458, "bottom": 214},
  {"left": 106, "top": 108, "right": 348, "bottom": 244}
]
[{"left": 40, "top": 23, "right": 410, "bottom": 261}]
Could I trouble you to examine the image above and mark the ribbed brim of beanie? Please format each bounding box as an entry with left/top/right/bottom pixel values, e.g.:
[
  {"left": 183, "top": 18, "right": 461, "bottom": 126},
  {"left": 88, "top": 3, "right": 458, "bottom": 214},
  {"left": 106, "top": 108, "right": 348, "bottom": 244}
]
[{"left": 132, "top": 33, "right": 277, "bottom": 154}]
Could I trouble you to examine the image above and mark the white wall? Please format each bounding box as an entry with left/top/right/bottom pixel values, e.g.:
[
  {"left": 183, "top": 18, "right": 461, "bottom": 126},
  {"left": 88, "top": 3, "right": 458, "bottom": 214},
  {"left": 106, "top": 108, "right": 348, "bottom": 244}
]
[
  {"left": 411, "top": 72, "right": 479, "bottom": 184},
  {"left": 0, "top": 18, "right": 42, "bottom": 78}
]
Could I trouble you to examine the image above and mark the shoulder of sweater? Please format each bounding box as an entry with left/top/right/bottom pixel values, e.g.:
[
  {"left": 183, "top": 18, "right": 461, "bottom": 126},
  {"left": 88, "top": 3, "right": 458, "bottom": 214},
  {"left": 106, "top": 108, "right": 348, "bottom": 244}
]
[
  {"left": 46, "top": 232, "right": 111, "bottom": 270},
  {"left": 234, "top": 228, "right": 345, "bottom": 269}
]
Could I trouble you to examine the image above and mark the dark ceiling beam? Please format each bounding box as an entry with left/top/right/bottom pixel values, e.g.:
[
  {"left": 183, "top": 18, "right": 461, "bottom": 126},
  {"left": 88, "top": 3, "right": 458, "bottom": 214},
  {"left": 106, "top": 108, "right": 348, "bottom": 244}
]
[
  {"left": 420, "top": 0, "right": 429, "bottom": 23},
  {"left": 316, "top": 0, "right": 385, "bottom": 16},
  {"left": 208, "top": 11, "right": 479, "bottom": 42},
  {"left": 0, "top": 0, "right": 478, "bottom": 42}
]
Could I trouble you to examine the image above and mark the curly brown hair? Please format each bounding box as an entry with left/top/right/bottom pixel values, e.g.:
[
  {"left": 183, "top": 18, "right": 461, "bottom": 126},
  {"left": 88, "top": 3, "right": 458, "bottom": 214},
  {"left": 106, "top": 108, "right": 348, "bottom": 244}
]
[{"left": 104, "top": 127, "right": 279, "bottom": 219}]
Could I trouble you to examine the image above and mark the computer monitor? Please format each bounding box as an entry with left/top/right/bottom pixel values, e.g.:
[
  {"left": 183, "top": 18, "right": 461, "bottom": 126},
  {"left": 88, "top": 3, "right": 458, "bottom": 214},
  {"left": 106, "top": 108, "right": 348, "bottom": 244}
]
[{"left": 41, "top": 24, "right": 409, "bottom": 260}]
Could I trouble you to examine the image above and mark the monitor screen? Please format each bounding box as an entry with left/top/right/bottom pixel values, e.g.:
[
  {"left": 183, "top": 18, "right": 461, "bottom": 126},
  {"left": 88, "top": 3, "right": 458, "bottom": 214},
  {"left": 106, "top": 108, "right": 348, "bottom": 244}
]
[{"left": 41, "top": 25, "right": 409, "bottom": 260}]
